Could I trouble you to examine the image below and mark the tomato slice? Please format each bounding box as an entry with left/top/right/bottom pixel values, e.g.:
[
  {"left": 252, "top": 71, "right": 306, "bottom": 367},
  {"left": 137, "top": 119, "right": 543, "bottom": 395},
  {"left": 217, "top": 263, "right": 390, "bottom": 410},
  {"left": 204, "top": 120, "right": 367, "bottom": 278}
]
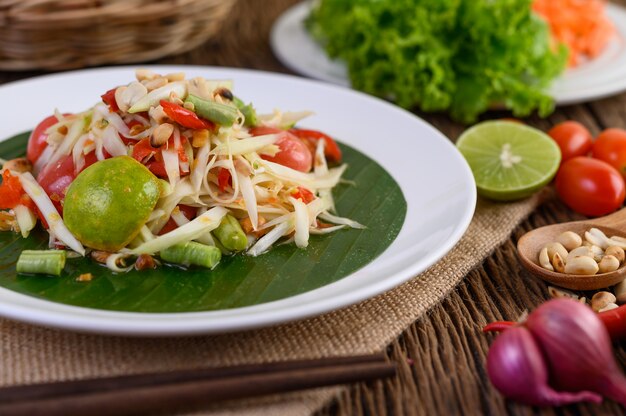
[
  {"left": 159, "top": 205, "right": 197, "bottom": 235},
  {"left": 250, "top": 126, "right": 312, "bottom": 172},
  {"left": 291, "top": 186, "right": 315, "bottom": 203},
  {"left": 160, "top": 100, "right": 214, "bottom": 130},
  {"left": 218, "top": 168, "right": 231, "bottom": 192},
  {"left": 289, "top": 128, "right": 342, "bottom": 163},
  {"left": 132, "top": 136, "right": 190, "bottom": 179},
  {"left": 101, "top": 87, "right": 119, "bottom": 112}
]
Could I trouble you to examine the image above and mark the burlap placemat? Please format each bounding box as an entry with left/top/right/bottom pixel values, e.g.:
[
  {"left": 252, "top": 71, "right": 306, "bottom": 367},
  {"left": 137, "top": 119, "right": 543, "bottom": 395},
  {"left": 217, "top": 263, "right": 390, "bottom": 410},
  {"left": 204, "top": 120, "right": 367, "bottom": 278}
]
[{"left": 0, "top": 193, "right": 544, "bottom": 415}]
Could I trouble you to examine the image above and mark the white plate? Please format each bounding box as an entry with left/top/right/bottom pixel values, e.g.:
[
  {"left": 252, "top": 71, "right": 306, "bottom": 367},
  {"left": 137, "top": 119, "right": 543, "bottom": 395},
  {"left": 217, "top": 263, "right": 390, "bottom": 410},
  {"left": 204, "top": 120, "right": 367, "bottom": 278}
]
[
  {"left": 271, "top": 2, "right": 626, "bottom": 106},
  {"left": 0, "top": 66, "right": 476, "bottom": 336}
]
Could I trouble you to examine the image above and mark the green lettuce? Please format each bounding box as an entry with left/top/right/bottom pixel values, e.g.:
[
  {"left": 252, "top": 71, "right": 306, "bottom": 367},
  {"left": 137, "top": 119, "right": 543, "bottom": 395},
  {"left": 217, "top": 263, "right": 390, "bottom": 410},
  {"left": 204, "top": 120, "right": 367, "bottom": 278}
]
[{"left": 307, "top": 0, "right": 567, "bottom": 123}]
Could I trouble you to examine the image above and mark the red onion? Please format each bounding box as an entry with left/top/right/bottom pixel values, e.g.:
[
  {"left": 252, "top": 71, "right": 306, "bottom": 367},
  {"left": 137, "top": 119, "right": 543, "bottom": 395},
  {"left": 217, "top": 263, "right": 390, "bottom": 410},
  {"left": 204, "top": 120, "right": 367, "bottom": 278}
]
[
  {"left": 487, "top": 325, "right": 601, "bottom": 406},
  {"left": 526, "top": 298, "right": 626, "bottom": 406}
]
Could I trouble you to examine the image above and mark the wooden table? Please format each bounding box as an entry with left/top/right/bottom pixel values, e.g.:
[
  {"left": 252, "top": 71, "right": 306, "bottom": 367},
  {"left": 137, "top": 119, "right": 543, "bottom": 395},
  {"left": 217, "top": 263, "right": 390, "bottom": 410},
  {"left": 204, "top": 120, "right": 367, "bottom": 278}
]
[{"left": 2, "top": 1, "right": 625, "bottom": 415}]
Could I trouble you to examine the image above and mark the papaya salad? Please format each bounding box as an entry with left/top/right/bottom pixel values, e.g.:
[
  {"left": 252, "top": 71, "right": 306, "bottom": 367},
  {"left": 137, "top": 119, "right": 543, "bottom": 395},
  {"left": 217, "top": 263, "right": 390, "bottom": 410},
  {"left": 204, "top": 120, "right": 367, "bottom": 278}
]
[{"left": 0, "top": 69, "right": 363, "bottom": 276}]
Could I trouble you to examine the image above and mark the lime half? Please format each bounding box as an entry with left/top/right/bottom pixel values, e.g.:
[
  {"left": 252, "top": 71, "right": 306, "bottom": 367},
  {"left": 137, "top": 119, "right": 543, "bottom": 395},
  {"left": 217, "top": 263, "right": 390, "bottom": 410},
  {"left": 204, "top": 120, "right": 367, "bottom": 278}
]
[{"left": 456, "top": 121, "right": 561, "bottom": 201}]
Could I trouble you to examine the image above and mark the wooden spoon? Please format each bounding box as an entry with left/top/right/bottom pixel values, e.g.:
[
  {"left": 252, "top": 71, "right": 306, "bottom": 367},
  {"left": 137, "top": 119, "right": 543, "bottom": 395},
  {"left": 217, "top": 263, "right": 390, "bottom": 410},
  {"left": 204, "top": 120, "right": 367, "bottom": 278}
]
[{"left": 517, "top": 207, "right": 626, "bottom": 290}]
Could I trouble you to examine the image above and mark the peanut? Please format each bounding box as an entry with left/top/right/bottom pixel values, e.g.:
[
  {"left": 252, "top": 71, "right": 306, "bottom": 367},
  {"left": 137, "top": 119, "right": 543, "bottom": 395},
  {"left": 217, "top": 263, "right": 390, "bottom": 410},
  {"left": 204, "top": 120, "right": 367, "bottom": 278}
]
[
  {"left": 151, "top": 123, "right": 174, "bottom": 147},
  {"left": 599, "top": 303, "right": 619, "bottom": 313},
  {"left": 552, "top": 252, "right": 565, "bottom": 273},
  {"left": 545, "top": 242, "right": 568, "bottom": 264},
  {"left": 598, "top": 255, "right": 620, "bottom": 274},
  {"left": 548, "top": 286, "right": 579, "bottom": 300},
  {"left": 566, "top": 246, "right": 593, "bottom": 263},
  {"left": 2, "top": 157, "right": 32, "bottom": 173},
  {"left": 591, "top": 291, "right": 617, "bottom": 312},
  {"left": 557, "top": 231, "right": 582, "bottom": 251},
  {"left": 605, "top": 246, "right": 625, "bottom": 264},
  {"left": 585, "top": 228, "right": 610, "bottom": 249},
  {"left": 564, "top": 255, "right": 599, "bottom": 275}
]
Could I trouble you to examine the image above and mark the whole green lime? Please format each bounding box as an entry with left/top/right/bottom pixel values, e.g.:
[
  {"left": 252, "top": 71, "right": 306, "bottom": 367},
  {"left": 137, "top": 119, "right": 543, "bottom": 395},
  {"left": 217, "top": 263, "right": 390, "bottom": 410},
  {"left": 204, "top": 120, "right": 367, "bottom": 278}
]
[{"left": 64, "top": 156, "right": 161, "bottom": 251}]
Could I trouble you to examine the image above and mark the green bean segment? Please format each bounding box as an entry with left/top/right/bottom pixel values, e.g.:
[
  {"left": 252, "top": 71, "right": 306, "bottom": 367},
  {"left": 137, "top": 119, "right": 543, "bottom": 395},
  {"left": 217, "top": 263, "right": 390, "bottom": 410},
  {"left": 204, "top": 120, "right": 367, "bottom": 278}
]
[
  {"left": 160, "top": 242, "right": 221, "bottom": 269},
  {"left": 185, "top": 94, "right": 238, "bottom": 127},
  {"left": 213, "top": 215, "right": 248, "bottom": 252},
  {"left": 16, "top": 250, "right": 66, "bottom": 276},
  {"left": 233, "top": 97, "right": 258, "bottom": 127}
]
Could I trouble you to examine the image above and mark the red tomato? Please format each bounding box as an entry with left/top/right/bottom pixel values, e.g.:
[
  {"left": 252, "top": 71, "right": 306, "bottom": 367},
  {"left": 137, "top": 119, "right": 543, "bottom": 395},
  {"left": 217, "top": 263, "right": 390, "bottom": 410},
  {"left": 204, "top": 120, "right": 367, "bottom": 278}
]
[
  {"left": 291, "top": 186, "right": 315, "bottom": 203},
  {"left": 218, "top": 168, "right": 231, "bottom": 192},
  {"left": 555, "top": 157, "right": 625, "bottom": 216},
  {"left": 101, "top": 87, "right": 119, "bottom": 112},
  {"left": 250, "top": 126, "right": 312, "bottom": 172},
  {"left": 547, "top": 121, "right": 593, "bottom": 162},
  {"left": 159, "top": 205, "right": 197, "bottom": 235},
  {"left": 27, "top": 115, "right": 60, "bottom": 163},
  {"left": 131, "top": 137, "right": 189, "bottom": 179},
  {"left": 592, "top": 128, "right": 626, "bottom": 178},
  {"left": 289, "top": 129, "right": 342, "bottom": 163},
  {"left": 36, "top": 152, "right": 100, "bottom": 213}
]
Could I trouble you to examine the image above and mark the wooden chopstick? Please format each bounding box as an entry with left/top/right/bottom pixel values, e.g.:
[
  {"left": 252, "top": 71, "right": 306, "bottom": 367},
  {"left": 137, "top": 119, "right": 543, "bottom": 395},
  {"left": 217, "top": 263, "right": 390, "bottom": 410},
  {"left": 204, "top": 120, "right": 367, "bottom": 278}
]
[{"left": 0, "top": 353, "right": 395, "bottom": 416}]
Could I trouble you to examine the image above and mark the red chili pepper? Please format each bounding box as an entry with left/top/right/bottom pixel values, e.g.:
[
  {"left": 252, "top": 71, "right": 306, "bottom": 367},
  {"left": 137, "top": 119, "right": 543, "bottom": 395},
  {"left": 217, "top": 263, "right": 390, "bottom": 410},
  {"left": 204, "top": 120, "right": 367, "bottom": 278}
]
[
  {"left": 160, "top": 100, "right": 214, "bottom": 130},
  {"left": 289, "top": 128, "right": 342, "bottom": 163},
  {"left": 484, "top": 310, "right": 626, "bottom": 343},
  {"left": 291, "top": 186, "right": 315, "bottom": 204},
  {"left": 101, "top": 87, "right": 119, "bottom": 112},
  {"left": 598, "top": 305, "right": 626, "bottom": 341},
  {"left": 483, "top": 321, "right": 516, "bottom": 333}
]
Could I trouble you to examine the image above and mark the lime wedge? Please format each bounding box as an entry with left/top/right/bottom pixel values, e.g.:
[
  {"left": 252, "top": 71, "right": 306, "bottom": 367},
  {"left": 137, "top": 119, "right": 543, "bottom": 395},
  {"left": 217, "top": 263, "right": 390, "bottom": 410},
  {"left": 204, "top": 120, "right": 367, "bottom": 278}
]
[{"left": 456, "top": 121, "right": 561, "bottom": 201}]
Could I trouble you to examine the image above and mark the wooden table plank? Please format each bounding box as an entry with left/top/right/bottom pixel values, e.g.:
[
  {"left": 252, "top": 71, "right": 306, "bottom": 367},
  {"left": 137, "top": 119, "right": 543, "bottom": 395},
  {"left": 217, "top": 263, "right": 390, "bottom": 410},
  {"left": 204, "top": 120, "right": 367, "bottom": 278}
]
[{"left": 1, "top": 0, "right": 625, "bottom": 414}]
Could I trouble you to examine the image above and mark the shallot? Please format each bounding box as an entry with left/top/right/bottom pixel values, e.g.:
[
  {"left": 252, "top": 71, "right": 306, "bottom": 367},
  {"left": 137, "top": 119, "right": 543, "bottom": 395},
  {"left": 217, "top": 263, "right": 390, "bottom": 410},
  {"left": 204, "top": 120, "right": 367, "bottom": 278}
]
[
  {"left": 526, "top": 298, "right": 626, "bottom": 406},
  {"left": 486, "top": 325, "right": 601, "bottom": 406}
]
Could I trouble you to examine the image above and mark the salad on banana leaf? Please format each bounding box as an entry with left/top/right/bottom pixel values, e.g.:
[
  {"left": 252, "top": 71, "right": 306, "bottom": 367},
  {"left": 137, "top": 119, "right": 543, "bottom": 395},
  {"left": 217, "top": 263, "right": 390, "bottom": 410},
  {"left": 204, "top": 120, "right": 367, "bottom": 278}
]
[{"left": 0, "top": 69, "right": 362, "bottom": 276}]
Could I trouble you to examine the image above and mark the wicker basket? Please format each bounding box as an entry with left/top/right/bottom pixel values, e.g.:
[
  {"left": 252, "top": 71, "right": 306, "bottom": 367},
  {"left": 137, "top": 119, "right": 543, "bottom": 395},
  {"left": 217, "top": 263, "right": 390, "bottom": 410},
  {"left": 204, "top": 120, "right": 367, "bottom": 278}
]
[{"left": 0, "top": 0, "right": 236, "bottom": 71}]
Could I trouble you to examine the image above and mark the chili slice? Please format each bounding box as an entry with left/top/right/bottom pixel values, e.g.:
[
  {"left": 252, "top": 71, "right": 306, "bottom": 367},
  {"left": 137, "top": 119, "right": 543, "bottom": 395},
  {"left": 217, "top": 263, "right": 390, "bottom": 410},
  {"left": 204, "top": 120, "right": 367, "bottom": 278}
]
[{"left": 160, "top": 100, "right": 214, "bottom": 130}]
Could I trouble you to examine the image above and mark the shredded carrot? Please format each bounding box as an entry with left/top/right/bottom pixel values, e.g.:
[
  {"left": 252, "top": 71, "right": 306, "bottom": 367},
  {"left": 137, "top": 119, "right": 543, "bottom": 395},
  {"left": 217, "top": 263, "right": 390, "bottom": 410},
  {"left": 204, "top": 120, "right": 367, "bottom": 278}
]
[{"left": 533, "top": 0, "right": 615, "bottom": 67}]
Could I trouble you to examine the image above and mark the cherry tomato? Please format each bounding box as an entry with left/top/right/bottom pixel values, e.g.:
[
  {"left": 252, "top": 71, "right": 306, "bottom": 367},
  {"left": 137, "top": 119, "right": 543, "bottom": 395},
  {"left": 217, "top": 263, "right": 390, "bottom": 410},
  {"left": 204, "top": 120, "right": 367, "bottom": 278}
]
[
  {"left": 547, "top": 121, "right": 593, "bottom": 162},
  {"left": 555, "top": 157, "right": 625, "bottom": 216},
  {"left": 592, "top": 128, "right": 626, "bottom": 178},
  {"left": 36, "top": 152, "right": 100, "bottom": 213},
  {"left": 289, "top": 128, "right": 342, "bottom": 163},
  {"left": 250, "top": 126, "right": 312, "bottom": 172},
  {"left": 27, "top": 115, "right": 60, "bottom": 164}
]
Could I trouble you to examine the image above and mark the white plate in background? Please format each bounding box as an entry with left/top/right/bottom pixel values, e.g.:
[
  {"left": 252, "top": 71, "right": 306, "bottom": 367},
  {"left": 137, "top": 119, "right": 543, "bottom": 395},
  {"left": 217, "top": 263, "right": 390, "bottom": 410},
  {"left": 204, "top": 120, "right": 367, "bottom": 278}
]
[{"left": 271, "top": 2, "right": 626, "bottom": 105}]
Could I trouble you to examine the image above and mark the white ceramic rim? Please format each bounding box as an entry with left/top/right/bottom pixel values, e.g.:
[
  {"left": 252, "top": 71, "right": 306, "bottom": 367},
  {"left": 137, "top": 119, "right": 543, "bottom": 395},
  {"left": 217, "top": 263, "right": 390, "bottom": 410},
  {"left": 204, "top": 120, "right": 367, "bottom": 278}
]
[{"left": 0, "top": 65, "right": 476, "bottom": 336}]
